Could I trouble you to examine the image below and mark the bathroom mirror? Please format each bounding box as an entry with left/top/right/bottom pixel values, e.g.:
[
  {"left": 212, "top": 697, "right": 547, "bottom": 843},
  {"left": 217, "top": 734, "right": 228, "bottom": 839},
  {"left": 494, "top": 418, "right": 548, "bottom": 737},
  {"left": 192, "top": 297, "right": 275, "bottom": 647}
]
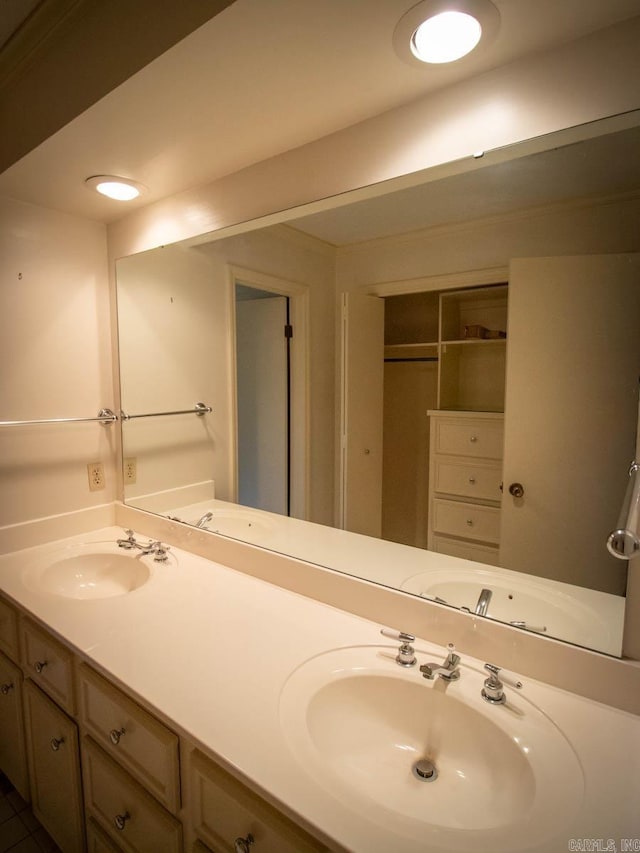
[{"left": 116, "top": 112, "right": 640, "bottom": 657}]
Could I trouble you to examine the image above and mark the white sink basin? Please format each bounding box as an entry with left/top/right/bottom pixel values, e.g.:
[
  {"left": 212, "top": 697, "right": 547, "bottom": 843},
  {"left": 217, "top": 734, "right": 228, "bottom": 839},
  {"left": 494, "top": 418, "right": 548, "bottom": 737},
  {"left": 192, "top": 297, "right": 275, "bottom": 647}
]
[
  {"left": 22, "top": 543, "right": 152, "bottom": 600},
  {"left": 279, "top": 646, "right": 583, "bottom": 850}
]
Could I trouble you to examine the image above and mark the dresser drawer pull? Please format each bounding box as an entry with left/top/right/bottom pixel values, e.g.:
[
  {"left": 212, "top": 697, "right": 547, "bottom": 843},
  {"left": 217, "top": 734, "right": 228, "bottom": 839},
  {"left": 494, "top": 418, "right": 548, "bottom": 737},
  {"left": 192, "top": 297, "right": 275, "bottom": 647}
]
[
  {"left": 468, "top": 477, "right": 476, "bottom": 484},
  {"left": 109, "top": 727, "right": 126, "bottom": 745},
  {"left": 466, "top": 519, "right": 474, "bottom": 526},
  {"left": 114, "top": 811, "right": 130, "bottom": 831},
  {"left": 234, "top": 833, "right": 255, "bottom": 853},
  {"left": 1, "top": 682, "right": 14, "bottom": 695},
  {"left": 50, "top": 736, "right": 65, "bottom": 752},
  {"left": 34, "top": 660, "right": 48, "bottom": 674},
  {"left": 469, "top": 435, "right": 478, "bottom": 443}
]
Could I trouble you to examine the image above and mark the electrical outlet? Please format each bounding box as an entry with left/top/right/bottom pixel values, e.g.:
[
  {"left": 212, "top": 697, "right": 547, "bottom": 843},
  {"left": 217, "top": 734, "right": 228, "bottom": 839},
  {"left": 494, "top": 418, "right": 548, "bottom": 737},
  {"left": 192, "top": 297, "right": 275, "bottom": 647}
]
[
  {"left": 123, "top": 457, "right": 137, "bottom": 484},
  {"left": 87, "top": 462, "right": 105, "bottom": 491}
]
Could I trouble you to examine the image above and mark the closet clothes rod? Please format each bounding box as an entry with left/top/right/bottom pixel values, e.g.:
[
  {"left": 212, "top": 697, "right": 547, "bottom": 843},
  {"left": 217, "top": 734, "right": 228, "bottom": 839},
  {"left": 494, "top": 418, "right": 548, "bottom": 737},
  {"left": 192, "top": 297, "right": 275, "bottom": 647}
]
[
  {"left": 0, "top": 408, "right": 117, "bottom": 427},
  {"left": 120, "top": 402, "right": 212, "bottom": 421}
]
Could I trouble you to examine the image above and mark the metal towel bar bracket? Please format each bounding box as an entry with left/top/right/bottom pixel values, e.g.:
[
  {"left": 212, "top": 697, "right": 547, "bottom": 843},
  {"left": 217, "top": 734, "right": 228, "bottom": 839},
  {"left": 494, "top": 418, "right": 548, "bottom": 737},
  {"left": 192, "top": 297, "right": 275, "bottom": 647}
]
[{"left": 606, "top": 461, "right": 640, "bottom": 560}]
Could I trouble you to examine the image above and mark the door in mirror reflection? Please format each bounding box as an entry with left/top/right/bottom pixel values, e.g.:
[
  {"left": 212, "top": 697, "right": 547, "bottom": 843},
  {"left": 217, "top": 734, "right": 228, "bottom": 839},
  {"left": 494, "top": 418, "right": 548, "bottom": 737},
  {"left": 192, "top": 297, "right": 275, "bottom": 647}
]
[{"left": 235, "top": 284, "right": 290, "bottom": 515}]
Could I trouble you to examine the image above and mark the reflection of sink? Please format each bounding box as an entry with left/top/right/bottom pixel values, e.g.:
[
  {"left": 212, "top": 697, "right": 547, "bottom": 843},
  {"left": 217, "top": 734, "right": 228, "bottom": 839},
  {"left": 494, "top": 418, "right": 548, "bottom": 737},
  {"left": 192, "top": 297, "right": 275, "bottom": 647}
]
[
  {"left": 280, "top": 646, "right": 583, "bottom": 850},
  {"left": 198, "top": 508, "right": 272, "bottom": 538},
  {"left": 23, "top": 545, "right": 152, "bottom": 600},
  {"left": 400, "top": 568, "right": 620, "bottom": 652}
]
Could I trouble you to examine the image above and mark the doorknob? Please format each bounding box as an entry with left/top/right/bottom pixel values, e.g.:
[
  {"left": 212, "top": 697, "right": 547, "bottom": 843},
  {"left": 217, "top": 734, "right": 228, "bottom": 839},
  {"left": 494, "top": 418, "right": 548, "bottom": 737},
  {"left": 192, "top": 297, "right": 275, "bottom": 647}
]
[{"left": 508, "top": 482, "right": 524, "bottom": 498}]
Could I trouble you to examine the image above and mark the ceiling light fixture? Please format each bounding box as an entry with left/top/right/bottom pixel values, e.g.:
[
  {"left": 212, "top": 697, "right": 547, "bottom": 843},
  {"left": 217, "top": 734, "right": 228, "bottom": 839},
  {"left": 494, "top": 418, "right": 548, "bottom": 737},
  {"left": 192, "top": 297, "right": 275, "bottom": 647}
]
[
  {"left": 85, "top": 175, "right": 146, "bottom": 201},
  {"left": 393, "top": 0, "right": 500, "bottom": 66}
]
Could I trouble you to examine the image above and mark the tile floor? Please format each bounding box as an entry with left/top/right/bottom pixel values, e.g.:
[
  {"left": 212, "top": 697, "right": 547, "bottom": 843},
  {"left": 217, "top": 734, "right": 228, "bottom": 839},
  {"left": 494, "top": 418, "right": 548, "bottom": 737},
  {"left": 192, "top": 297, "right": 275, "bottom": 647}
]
[{"left": 0, "top": 774, "right": 59, "bottom": 853}]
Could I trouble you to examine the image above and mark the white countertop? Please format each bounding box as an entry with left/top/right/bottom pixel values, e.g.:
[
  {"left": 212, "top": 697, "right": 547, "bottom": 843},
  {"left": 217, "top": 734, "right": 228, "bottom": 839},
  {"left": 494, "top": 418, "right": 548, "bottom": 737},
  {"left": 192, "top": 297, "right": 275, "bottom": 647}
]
[{"left": 1, "top": 526, "right": 639, "bottom": 852}]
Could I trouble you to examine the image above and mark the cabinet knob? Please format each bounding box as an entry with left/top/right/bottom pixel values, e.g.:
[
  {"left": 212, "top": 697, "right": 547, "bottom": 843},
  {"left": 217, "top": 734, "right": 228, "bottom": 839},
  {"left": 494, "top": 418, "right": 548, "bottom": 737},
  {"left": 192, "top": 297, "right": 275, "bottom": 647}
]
[
  {"left": 466, "top": 519, "right": 474, "bottom": 526},
  {"left": 508, "top": 482, "right": 525, "bottom": 498},
  {"left": 110, "top": 727, "right": 126, "bottom": 745},
  {"left": 34, "top": 660, "right": 48, "bottom": 674},
  {"left": 468, "top": 477, "right": 476, "bottom": 484},
  {"left": 50, "top": 736, "right": 65, "bottom": 752},
  {"left": 469, "top": 435, "right": 478, "bottom": 443},
  {"left": 114, "top": 811, "right": 130, "bottom": 831},
  {"left": 234, "top": 834, "right": 255, "bottom": 853},
  {"left": 1, "top": 682, "right": 14, "bottom": 695}
]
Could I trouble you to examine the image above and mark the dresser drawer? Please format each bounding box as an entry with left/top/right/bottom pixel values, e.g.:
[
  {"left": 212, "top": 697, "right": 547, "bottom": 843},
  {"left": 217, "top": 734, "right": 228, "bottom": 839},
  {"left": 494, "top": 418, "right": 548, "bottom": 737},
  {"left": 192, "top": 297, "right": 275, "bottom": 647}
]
[
  {"left": 432, "top": 535, "right": 500, "bottom": 566},
  {"left": 432, "top": 416, "right": 503, "bottom": 459},
  {"left": 82, "top": 737, "right": 183, "bottom": 853},
  {"left": 433, "top": 457, "right": 502, "bottom": 501},
  {"left": 78, "top": 663, "right": 180, "bottom": 813},
  {"left": 0, "top": 597, "right": 19, "bottom": 660},
  {"left": 21, "top": 619, "right": 75, "bottom": 713},
  {"left": 190, "top": 749, "right": 326, "bottom": 853},
  {"left": 432, "top": 498, "right": 501, "bottom": 544}
]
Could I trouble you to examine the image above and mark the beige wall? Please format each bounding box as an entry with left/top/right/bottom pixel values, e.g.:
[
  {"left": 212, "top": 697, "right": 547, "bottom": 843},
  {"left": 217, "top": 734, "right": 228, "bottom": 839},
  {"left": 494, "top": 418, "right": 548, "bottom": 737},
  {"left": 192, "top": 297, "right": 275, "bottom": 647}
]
[{"left": 0, "top": 196, "right": 113, "bottom": 525}]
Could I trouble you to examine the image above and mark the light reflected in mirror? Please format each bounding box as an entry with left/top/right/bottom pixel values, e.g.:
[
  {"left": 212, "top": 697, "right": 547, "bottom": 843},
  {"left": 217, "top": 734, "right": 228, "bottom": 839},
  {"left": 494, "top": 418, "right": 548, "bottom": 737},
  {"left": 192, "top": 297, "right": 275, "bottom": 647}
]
[{"left": 116, "top": 114, "right": 640, "bottom": 657}]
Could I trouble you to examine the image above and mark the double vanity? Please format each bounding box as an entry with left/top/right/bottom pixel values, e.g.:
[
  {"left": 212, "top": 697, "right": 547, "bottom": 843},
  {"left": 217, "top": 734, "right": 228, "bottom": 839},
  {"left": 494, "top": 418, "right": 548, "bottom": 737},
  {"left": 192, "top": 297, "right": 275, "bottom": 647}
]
[{"left": 1, "top": 520, "right": 639, "bottom": 852}]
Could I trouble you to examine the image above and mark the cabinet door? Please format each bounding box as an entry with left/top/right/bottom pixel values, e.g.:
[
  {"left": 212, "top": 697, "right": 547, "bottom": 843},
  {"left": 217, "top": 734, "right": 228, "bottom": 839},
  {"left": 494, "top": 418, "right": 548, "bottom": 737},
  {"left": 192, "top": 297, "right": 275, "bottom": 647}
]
[
  {"left": 339, "top": 291, "right": 384, "bottom": 536},
  {"left": 501, "top": 254, "right": 640, "bottom": 593},
  {"left": 0, "top": 651, "right": 29, "bottom": 800},
  {"left": 23, "top": 679, "right": 85, "bottom": 853}
]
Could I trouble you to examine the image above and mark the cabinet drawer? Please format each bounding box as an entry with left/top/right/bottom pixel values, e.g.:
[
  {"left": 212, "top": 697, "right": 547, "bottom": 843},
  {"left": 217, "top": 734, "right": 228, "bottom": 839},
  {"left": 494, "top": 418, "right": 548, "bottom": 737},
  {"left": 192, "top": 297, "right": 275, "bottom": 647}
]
[
  {"left": 433, "top": 457, "right": 502, "bottom": 501},
  {"left": 21, "top": 619, "right": 75, "bottom": 713},
  {"left": 190, "top": 749, "right": 326, "bottom": 853},
  {"left": 87, "top": 816, "right": 126, "bottom": 852},
  {"left": 78, "top": 663, "right": 180, "bottom": 813},
  {"left": 23, "top": 679, "right": 85, "bottom": 853},
  {"left": 432, "top": 498, "right": 501, "bottom": 544},
  {"left": 0, "top": 596, "right": 19, "bottom": 660},
  {"left": 82, "top": 737, "right": 183, "bottom": 853},
  {"left": 432, "top": 535, "right": 500, "bottom": 566},
  {"left": 433, "top": 417, "right": 503, "bottom": 459},
  {"left": 0, "top": 650, "right": 29, "bottom": 800}
]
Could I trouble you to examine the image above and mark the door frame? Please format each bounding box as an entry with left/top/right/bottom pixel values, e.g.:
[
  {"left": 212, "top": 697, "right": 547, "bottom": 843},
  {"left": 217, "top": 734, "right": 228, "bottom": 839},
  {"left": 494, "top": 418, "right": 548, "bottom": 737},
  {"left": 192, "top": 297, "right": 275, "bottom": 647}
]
[{"left": 228, "top": 264, "right": 310, "bottom": 519}]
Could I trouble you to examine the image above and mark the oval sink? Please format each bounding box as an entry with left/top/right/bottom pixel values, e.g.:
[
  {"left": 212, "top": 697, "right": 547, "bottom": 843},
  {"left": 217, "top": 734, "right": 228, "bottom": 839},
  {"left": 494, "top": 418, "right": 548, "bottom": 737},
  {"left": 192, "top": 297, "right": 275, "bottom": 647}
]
[
  {"left": 279, "top": 646, "right": 583, "bottom": 850},
  {"left": 23, "top": 545, "right": 152, "bottom": 600}
]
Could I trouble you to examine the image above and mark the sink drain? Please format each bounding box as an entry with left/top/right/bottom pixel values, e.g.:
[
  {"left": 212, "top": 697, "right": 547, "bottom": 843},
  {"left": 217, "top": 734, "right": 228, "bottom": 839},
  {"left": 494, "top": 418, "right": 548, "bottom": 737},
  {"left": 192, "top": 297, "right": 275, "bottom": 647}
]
[{"left": 412, "top": 758, "right": 438, "bottom": 782}]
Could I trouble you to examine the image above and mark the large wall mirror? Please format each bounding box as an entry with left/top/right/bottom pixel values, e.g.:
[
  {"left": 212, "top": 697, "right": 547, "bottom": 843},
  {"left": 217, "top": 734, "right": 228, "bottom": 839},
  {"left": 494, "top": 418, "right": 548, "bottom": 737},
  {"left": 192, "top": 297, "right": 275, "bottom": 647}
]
[{"left": 116, "top": 112, "right": 640, "bottom": 658}]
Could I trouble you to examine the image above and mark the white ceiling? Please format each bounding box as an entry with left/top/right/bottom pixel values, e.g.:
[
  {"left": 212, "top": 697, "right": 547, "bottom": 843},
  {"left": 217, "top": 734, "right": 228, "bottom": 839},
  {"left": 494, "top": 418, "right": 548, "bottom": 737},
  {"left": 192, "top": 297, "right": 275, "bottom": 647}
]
[{"left": 1, "top": 0, "right": 639, "bottom": 223}]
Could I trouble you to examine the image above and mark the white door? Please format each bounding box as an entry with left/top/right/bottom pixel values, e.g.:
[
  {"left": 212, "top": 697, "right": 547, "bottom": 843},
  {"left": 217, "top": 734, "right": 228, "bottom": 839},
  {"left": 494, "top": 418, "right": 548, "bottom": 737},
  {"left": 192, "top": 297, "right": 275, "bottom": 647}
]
[
  {"left": 500, "top": 254, "right": 640, "bottom": 594},
  {"left": 236, "top": 294, "right": 289, "bottom": 515},
  {"left": 339, "top": 292, "right": 385, "bottom": 536}
]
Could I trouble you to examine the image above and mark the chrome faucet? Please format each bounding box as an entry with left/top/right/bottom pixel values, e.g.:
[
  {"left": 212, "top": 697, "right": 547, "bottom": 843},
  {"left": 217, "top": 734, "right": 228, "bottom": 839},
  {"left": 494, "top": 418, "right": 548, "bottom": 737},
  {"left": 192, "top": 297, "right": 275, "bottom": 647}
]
[
  {"left": 474, "top": 587, "right": 492, "bottom": 616},
  {"left": 380, "top": 628, "right": 417, "bottom": 667},
  {"left": 194, "top": 511, "right": 213, "bottom": 528},
  {"left": 420, "top": 643, "right": 461, "bottom": 681},
  {"left": 116, "top": 529, "right": 170, "bottom": 562}
]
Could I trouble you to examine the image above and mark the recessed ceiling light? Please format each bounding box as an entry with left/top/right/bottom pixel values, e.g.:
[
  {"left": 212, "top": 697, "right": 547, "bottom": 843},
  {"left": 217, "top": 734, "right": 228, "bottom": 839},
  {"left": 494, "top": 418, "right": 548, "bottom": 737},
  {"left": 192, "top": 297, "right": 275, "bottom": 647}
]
[
  {"left": 85, "top": 175, "right": 146, "bottom": 201},
  {"left": 394, "top": 0, "right": 500, "bottom": 66}
]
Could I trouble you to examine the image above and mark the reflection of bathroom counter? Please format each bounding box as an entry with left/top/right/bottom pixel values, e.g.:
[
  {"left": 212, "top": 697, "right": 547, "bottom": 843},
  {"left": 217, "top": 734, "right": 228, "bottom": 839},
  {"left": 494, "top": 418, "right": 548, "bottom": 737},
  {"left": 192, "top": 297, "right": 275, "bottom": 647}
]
[{"left": 162, "top": 498, "right": 625, "bottom": 656}]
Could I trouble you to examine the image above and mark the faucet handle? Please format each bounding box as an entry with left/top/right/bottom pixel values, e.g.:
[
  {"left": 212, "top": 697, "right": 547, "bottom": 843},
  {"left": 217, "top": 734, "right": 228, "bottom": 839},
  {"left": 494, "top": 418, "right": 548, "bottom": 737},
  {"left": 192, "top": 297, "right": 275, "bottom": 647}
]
[
  {"left": 482, "top": 663, "right": 523, "bottom": 704},
  {"left": 380, "top": 628, "right": 417, "bottom": 667}
]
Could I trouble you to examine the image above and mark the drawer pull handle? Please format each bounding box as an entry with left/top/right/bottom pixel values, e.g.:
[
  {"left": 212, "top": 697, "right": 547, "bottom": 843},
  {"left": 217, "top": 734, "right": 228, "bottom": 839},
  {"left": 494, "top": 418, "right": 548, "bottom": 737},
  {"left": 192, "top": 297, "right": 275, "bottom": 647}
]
[
  {"left": 34, "top": 660, "right": 48, "bottom": 674},
  {"left": 468, "top": 477, "right": 476, "bottom": 484},
  {"left": 50, "top": 736, "right": 65, "bottom": 751},
  {"left": 114, "top": 811, "right": 130, "bottom": 831},
  {"left": 469, "top": 435, "right": 478, "bottom": 443},
  {"left": 110, "top": 727, "right": 126, "bottom": 745},
  {"left": 234, "top": 834, "right": 254, "bottom": 853},
  {"left": 466, "top": 519, "right": 474, "bottom": 526},
  {"left": 1, "top": 682, "right": 14, "bottom": 695}
]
